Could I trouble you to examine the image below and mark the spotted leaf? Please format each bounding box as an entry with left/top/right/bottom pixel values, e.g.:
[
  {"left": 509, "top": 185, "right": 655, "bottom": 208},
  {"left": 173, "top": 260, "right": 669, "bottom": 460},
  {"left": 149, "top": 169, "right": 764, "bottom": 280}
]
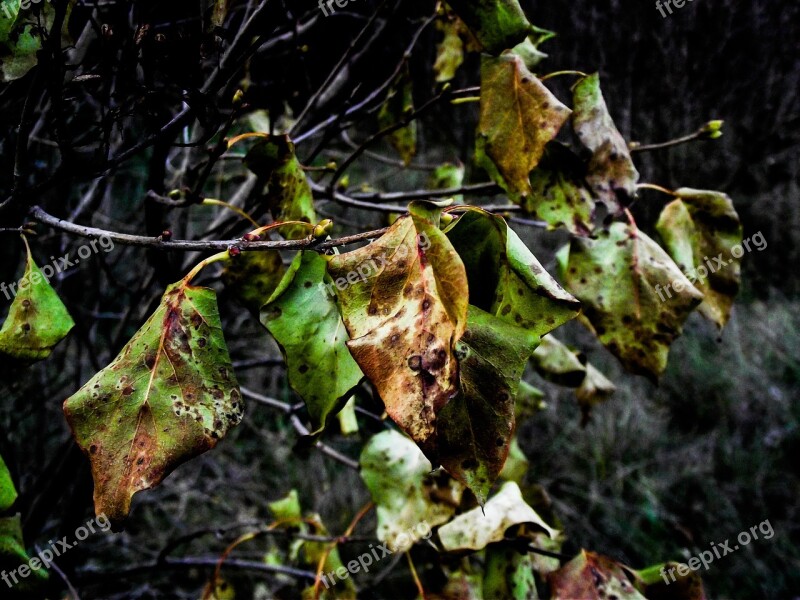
[
  {"left": 327, "top": 201, "right": 468, "bottom": 455},
  {"left": 549, "top": 551, "right": 645, "bottom": 600},
  {"left": 63, "top": 281, "right": 243, "bottom": 523},
  {"left": 260, "top": 251, "right": 363, "bottom": 436}
]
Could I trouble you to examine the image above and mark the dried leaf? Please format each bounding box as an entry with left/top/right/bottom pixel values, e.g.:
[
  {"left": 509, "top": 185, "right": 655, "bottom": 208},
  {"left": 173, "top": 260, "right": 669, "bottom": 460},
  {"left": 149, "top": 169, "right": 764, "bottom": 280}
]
[
  {"left": 436, "top": 305, "right": 539, "bottom": 503},
  {"left": 360, "top": 430, "right": 464, "bottom": 553},
  {"left": 64, "top": 281, "right": 244, "bottom": 522},
  {"left": 438, "top": 482, "right": 557, "bottom": 552},
  {"left": 549, "top": 551, "right": 645, "bottom": 600},
  {"left": 572, "top": 74, "right": 639, "bottom": 214},
  {"left": 476, "top": 55, "right": 571, "bottom": 202},
  {"left": 328, "top": 201, "right": 468, "bottom": 455},
  {"left": 445, "top": 209, "right": 580, "bottom": 338},
  {"left": 558, "top": 222, "right": 703, "bottom": 380},
  {"left": 261, "top": 252, "right": 363, "bottom": 436},
  {"left": 446, "top": 0, "right": 533, "bottom": 55},
  {"left": 0, "top": 245, "right": 74, "bottom": 362},
  {"left": 656, "top": 188, "right": 743, "bottom": 328},
  {"left": 244, "top": 135, "right": 316, "bottom": 240}
]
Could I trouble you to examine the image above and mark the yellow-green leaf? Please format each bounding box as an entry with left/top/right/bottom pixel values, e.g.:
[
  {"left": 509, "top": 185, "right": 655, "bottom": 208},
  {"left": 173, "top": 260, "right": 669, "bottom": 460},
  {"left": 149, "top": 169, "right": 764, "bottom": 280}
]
[
  {"left": 0, "top": 454, "right": 16, "bottom": 511},
  {"left": 378, "top": 73, "right": 417, "bottom": 166},
  {"left": 656, "top": 188, "right": 743, "bottom": 328},
  {"left": 476, "top": 55, "right": 571, "bottom": 202},
  {"left": 261, "top": 252, "right": 363, "bottom": 436},
  {"left": 0, "top": 245, "right": 74, "bottom": 362},
  {"left": 434, "top": 17, "right": 465, "bottom": 83},
  {"left": 446, "top": 0, "right": 533, "bottom": 55},
  {"left": 0, "top": 514, "right": 49, "bottom": 595},
  {"left": 64, "top": 281, "right": 244, "bottom": 522},
  {"left": 558, "top": 222, "right": 703, "bottom": 380}
]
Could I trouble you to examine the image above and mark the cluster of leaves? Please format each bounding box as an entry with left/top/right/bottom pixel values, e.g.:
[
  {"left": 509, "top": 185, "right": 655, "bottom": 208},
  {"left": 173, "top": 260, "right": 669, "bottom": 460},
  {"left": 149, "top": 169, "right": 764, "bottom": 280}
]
[{"left": 0, "top": 0, "right": 745, "bottom": 597}]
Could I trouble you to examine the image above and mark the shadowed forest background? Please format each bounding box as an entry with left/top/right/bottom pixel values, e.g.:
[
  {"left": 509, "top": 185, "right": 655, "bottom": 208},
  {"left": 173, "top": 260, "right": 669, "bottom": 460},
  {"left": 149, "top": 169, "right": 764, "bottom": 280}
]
[{"left": 0, "top": 0, "right": 798, "bottom": 598}]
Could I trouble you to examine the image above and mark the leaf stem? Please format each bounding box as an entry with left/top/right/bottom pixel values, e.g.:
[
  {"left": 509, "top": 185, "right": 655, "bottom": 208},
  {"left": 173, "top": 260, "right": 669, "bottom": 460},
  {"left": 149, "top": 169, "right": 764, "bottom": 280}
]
[
  {"left": 636, "top": 183, "right": 679, "bottom": 198},
  {"left": 246, "top": 221, "right": 316, "bottom": 239},
  {"left": 181, "top": 251, "right": 231, "bottom": 286},
  {"left": 450, "top": 96, "right": 480, "bottom": 105},
  {"left": 539, "top": 70, "right": 589, "bottom": 82},
  {"left": 201, "top": 199, "right": 261, "bottom": 228}
]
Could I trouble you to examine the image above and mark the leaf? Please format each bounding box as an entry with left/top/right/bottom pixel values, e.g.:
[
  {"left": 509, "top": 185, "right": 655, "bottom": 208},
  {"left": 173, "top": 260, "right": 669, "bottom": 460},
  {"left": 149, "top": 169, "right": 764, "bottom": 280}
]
[
  {"left": 428, "top": 162, "right": 465, "bottom": 192},
  {"left": 549, "top": 551, "right": 646, "bottom": 600},
  {"left": 498, "top": 437, "right": 529, "bottom": 484},
  {"left": 572, "top": 74, "right": 639, "bottom": 214},
  {"left": 328, "top": 201, "right": 468, "bottom": 455},
  {"left": 337, "top": 396, "right": 359, "bottom": 435},
  {"left": 360, "top": 430, "right": 464, "bottom": 552},
  {"left": 445, "top": 209, "right": 580, "bottom": 338},
  {"left": 0, "top": 514, "right": 49, "bottom": 595},
  {"left": 221, "top": 250, "right": 285, "bottom": 314},
  {"left": 575, "top": 363, "right": 616, "bottom": 423},
  {"left": 476, "top": 55, "right": 571, "bottom": 202},
  {"left": 210, "top": 0, "right": 230, "bottom": 28},
  {"left": 524, "top": 143, "right": 596, "bottom": 236},
  {"left": 446, "top": 0, "right": 533, "bottom": 55},
  {"left": 434, "top": 17, "right": 465, "bottom": 83},
  {"left": 1, "top": 1, "right": 73, "bottom": 82},
  {"left": 63, "top": 280, "right": 244, "bottom": 522},
  {"left": 633, "top": 562, "right": 707, "bottom": 600},
  {"left": 655, "top": 188, "right": 743, "bottom": 328},
  {"left": 377, "top": 73, "right": 417, "bottom": 166},
  {"left": 0, "top": 245, "right": 75, "bottom": 362},
  {"left": 0, "top": 454, "right": 16, "bottom": 511},
  {"left": 244, "top": 135, "right": 317, "bottom": 240},
  {"left": 436, "top": 305, "right": 540, "bottom": 503},
  {"left": 558, "top": 222, "right": 703, "bottom": 380},
  {"left": 429, "top": 569, "right": 483, "bottom": 600},
  {"left": 483, "top": 544, "right": 539, "bottom": 599},
  {"left": 260, "top": 252, "right": 363, "bottom": 436},
  {"left": 510, "top": 30, "right": 552, "bottom": 70},
  {"left": 438, "top": 481, "right": 557, "bottom": 552},
  {"left": 516, "top": 381, "right": 545, "bottom": 421},
  {"left": 530, "top": 335, "right": 587, "bottom": 387}
]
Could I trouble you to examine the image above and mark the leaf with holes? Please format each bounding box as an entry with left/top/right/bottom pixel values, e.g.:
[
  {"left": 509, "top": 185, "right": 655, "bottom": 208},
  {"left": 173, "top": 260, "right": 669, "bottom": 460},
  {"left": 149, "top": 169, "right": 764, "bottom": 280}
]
[
  {"left": 445, "top": 209, "right": 580, "bottom": 338},
  {"left": 0, "top": 246, "right": 74, "bottom": 362},
  {"left": 446, "top": 0, "right": 533, "bottom": 55},
  {"left": 558, "top": 222, "right": 703, "bottom": 380},
  {"left": 0, "top": 454, "right": 15, "bottom": 511},
  {"left": 438, "top": 481, "right": 557, "bottom": 552},
  {"left": 360, "top": 430, "right": 464, "bottom": 553},
  {"left": 327, "top": 201, "right": 468, "bottom": 455},
  {"left": 436, "top": 305, "right": 539, "bottom": 503},
  {"left": 525, "top": 143, "right": 596, "bottom": 236},
  {"left": 549, "top": 551, "right": 646, "bottom": 600},
  {"left": 244, "top": 135, "right": 316, "bottom": 240},
  {"left": 656, "top": 188, "right": 743, "bottom": 328},
  {"left": 572, "top": 74, "right": 639, "bottom": 214},
  {"left": 476, "top": 55, "right": 571, "bottom": 202},
  {"left": 63, "top": 281, "right": 243, "bottom": 523},
  {"left": 260, "top": 251, "right": 363, "bottom": 436}
]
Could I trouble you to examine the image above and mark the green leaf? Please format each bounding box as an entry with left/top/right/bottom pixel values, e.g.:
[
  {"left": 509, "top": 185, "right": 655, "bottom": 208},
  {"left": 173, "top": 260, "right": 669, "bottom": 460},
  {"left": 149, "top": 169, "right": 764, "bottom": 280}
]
[
  {"left": 531, "top": 336, "right": 587, "bottom": 387},
  {"left": 244, "top": 135, "right": 317, "bottom": 240},
  {"left": 558, "top": 222, "right": 703, "bottom": 380},
  {"left": 655, "top": 188, "right": 743, "bottom": 328},
  {"left": 525, "top": 143, "right": 596, "bottom": 236},
  {"left": 360, "top": 430, "right": 464, "bottom": 552},
  {"left": 1, "top": 1, "right": 73, "bottom": 82},
  {"left": 445, "top": 209, "right": 580, "bottom": 338},
  {"left": 328, "top": 201, "right": 468, "bottom": 455},
  {"left": 436, "top": 305, "right": 539, "bottom": 503},
  {"left": 63, "top": 280, "right": 244, "bottom": 522},
  {"left": 446, "top": 0, "right": 533, "bottom": 55},
  {"left": 221, "top": 250, "right": 285, "bottom": 314},
  {"left": 268, "top": 489, "right": 302, "bottom": 522},
  {"left": 0, "top": 454, "right": 16, "bottom": 512},
  {"left": 438, "top": 481, "right": 557, "bottom": 552},
  {"left": 510, "top": 29, "right": 553, "bottom": 70},
  {"left": 0, "top": 514, "right": 49, "bottom": 595},
  {"left": 434, "top": 17, "right": 465, "bottom": 83},
  {"left": 498, "top": 437, "right": 529, "bottom": 484},
  {"left": 428, "top": 162, "right": 465, "bottom": 192},
  {"left": 0, "top": 245, "right": 75, "bottom": 362},
  {"left": 337, "top": 396, "right": 359, "bottom": 435},
  {"left": 548, "top": 551, "right": 646, "bottom": 600},
  {"left": 633, "top": 562, "right": 707, "bottom": 600},
  {"left": 572, "top": 74, "right": 639, "bottom": 214},
  {"left": 516, "top": 381, "right": 545, "bottom": 422},
  {"left": 476, "top": 55, "right": 571, "bottom": 202},
  {"left": 377, "top": 72, "right": 417, "bottom": 166},
  {"left": 260, "top": 251, "right": 363, "bottom": 436},
  {"left": 483, "top": 544, "right": 539, "bottom": 599}
]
